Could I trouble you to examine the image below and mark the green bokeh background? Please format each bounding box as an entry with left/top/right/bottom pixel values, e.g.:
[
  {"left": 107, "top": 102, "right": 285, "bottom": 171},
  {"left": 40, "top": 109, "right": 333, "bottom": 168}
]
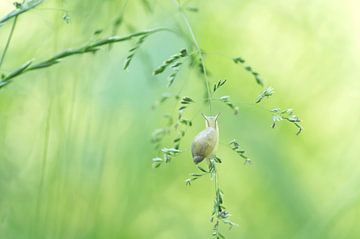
[{"left": 1, "top": 0, "right": 359, "bottom": 238}]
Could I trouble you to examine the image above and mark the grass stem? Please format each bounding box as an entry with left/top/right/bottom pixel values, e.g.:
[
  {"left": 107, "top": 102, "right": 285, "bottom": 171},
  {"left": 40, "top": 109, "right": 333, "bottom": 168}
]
[
  {"left": 0, "top": 16, "right": 18, "bottom": 72},
  {"left": 0, "top": 28, "right": 171, "bottom": 88},
  {"left": 172, "top": 0, "right": 213, "bottom": 113}
]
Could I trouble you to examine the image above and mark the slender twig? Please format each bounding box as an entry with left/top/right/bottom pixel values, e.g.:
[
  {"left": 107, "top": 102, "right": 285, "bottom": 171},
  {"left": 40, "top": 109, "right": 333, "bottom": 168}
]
[
  {"left": 0, "top": 16, "right": 18, "bottom": 71},
  {"left": 172, "top": 0, "right": 212, "bottom": 113},
  {"left": 0, "top": 28, "right": 170, "bottom": 88}
]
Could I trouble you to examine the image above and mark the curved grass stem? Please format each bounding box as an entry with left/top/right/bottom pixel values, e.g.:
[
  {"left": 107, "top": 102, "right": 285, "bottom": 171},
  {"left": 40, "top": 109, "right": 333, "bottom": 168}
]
[{"left": 0, "top": 28, "right": 171, "bottom": 88}]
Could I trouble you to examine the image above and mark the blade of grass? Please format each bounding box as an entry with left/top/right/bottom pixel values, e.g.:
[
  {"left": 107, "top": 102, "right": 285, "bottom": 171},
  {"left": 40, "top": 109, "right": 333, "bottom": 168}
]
[{"left": 0, "top": 16, "right": 18, "bottom": 72}]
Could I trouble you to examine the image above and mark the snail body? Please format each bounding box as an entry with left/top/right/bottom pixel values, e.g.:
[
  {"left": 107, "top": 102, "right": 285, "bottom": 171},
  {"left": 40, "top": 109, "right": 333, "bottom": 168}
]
[{"left": 191, "top": 114, "right": 219, "bottom": 164}]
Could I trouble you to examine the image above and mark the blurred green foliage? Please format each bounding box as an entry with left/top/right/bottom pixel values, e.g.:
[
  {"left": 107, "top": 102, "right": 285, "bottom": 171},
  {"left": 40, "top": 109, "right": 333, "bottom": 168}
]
[{"left": 0, "top": 0, "right": 359, "bottom": 238}]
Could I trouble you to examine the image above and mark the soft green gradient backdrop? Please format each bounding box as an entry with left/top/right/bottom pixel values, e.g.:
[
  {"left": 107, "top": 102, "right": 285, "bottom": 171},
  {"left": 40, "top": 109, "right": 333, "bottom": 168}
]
[{"left": 0, "top": 0, "right": 359, "bottom": 238}]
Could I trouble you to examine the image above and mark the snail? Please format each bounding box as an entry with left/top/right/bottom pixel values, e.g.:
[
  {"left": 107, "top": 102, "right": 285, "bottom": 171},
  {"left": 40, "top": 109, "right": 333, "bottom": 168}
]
[{"left": 191, "top": 114, "right": 219, "bottom": 164}]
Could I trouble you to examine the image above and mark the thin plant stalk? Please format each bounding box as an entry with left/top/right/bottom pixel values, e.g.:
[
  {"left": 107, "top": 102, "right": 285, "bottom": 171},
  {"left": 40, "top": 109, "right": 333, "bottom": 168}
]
[
  {"left": 0, "top": 16, "right": 18, "bottom": 71},
  {"left": 172, "top": 0, "right": 213, "bottom": 113},
  {"left": 0, "top": 28, "right": 171, "bottom": 88},
  {"left": 212, "top": 161, "right": 221, "bottom": 238}
]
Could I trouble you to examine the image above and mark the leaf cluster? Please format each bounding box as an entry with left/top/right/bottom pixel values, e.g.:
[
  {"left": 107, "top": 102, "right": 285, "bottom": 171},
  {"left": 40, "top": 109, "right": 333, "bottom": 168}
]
[
  {"left": 270, "top": 108, "right": 303, "bottom": 135},
  {"left": 256, "top": 86, "right": 274, "bottom": 103},
  {"left": 152, "top": 147, "right": 181, "bottom": 168},
  {"left": 178, "top": 96, "right": 194, "bottom": 111},
  {"left": 185, "top": 166, "right": 209, "bottom": 186},
  {"left": 123, "top": 34, "right": 149, "bottom": 70},
  {"left": 229, "top": 139, "right": 252, "bottom": 164},
  {"left": 219, "top": 96, "right": 239, "bottom": 115},
  {"left": 233, "top": 56, "right": 264, "bottom": 86},
  {"left": 153, "top": 48, "right": 188, "bottom": 87},
  {"left": 213, "top": 79, "right": 227, "bottom": 93}
]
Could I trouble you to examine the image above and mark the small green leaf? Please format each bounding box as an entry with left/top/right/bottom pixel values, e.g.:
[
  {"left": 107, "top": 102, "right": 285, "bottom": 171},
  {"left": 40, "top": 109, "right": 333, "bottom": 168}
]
[
  {"left": 213, "top": 79, "right": 227, "bottom": 93},
  {"left": 94, "top": 29, "right": 103, "bottom": 35},
  {"left": 233, "top": 57, "right": 245, "bottom": 63},
  {"left": 152, "top": 157, "right": 163, "bottom": 168},
  {"left": 220, "top": 96, "right": 229, "bottom": 102},
  {"left": 270, "top": 108, "right": 281, "bottom": 113},
  {"left": 152, "top": 157, "right": 163, "bottom": 163},
  {"left": 178, "top": 105, "right": 187, "bottom": 111},
  {"left": 197, "top": 166, "right": 208, "bottom": 173},
  {"left": 186, "top": 6, "right": 199, "bottom": 12},
  {"left": 215, "top": 156, "right": 222, "bottom": 163},
  {"left": 181, "top": 96, "right": 194, "bottom": 103},
  {"left": 63, "top": 13, "right": 71, "bottom": 24},
  {"left": 272, "top": 115, "right": 283, "bottom": 122},
  {"left": 161, "top": 148, "right": 181, "bottom": 154}
]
